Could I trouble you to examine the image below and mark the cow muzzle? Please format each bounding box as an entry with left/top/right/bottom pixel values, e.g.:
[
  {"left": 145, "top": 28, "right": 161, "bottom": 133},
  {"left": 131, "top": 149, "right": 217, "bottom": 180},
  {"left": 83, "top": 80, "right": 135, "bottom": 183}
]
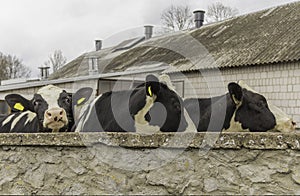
[{"left": 43, "top": 107, "right": 68, "bottom": 132}]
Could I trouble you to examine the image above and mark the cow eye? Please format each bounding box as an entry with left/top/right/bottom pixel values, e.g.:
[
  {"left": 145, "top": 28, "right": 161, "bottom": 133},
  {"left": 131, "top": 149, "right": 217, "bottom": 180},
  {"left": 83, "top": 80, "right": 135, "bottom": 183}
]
[
  {"left": 33, "top": 100, "right": 40, "bottom": 106},
  {"left": 257, "top": 100, "right": 265, "bottom": 107},
  {"left": 64, "top": 97, "right": 71, "bottom": 104},
  {"left": 173, "top": 102, "right": 181, "bottom": 112}
]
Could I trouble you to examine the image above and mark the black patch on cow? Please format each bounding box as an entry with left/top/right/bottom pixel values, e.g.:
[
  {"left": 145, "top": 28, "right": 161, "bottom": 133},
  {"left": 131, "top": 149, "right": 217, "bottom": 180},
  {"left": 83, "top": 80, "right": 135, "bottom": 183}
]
[
  {"left": 234, "top": 89, "right": 276, "bottom": 132},
  {"left": 228, "top": 82, "right": 243, "bottom": 104},
  {"left": 184, "top": 94, "right": 235, "bottom": 132},
  {"left": 0, "top": 112, "right": 39, "bottom": 133},
  {"left": 32, "top": 94, "right": 49, "bottom": 131},
  {"left": 146, "top": 84, "right": 187, "bottom": 132},
  {"left": 145, "top": 74, "right": 160, "bottom": 97},
  {"left": 5, "top": 94, "right": 34, "bottom": 112},
  {"left": 79, "top": 90, "right": 138, "bottom": 132},
  {"left": 57, "top": 90, "right": 73, "bottom": 131}
]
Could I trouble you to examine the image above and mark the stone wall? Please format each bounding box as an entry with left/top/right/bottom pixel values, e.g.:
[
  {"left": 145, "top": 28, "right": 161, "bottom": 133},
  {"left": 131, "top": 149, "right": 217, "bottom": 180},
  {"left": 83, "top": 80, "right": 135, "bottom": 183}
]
[{"left": 1, "top": 132, "right": 300, "bottom": 195}]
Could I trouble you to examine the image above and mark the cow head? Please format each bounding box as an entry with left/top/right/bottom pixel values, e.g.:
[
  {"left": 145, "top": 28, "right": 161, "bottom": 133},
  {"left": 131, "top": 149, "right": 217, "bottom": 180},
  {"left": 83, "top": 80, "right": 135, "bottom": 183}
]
[
  {"left": 5, "top": 85, "right": 92, "bottom": 132},
  {"left": 228, "top": 82, "right": 276, "bottom": 132},
  {"left": 142, "top": 75, "right": 188, "bottom": 132},
  {"left": 237, "top": 80, "right": 296, "bottom": 132}
]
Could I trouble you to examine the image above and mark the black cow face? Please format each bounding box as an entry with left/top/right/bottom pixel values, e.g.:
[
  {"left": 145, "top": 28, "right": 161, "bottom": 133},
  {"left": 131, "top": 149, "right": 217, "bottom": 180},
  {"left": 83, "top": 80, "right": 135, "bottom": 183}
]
[
  {"left": 5, "top": 85, "right": 92, "bottom": 132},
  {"left": 228, "top": 83, "right": 276, "bottom": 132},
  {"left": 144, "top": 75, "right": 188, "bottom": 132}
]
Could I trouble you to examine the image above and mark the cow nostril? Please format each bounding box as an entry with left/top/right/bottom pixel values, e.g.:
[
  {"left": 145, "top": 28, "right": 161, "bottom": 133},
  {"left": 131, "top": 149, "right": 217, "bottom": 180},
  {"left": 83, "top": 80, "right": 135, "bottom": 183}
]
[{"left": 54, "top": 117, "right": 58, "bottom": 121}]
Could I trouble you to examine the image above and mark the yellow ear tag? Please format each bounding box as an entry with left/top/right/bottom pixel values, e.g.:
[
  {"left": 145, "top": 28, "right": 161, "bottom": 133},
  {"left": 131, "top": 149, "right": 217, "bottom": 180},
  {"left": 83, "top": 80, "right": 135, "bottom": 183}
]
[
  {"left": 148, "top": 86, "right": 153, "bottom": 97},
  {"left": 77, "top": 98, "right": 85, "bottom": 105},
  {"left": 14, "top": 103, "right": 24, "bottom": 111}
]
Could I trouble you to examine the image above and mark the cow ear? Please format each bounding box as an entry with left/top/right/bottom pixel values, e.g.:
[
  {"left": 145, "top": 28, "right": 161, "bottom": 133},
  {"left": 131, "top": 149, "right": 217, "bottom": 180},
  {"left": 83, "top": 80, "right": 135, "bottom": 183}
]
[
  {"left": 5, "top": 94, "right": 33, "bottom": 112},
  {"left": 228, "top": 82, "right": 243, "bottom": 105},
  {"left": 146, "top": 74, "right": 160, "bottom": 97},
  {"left": 72, "top": 87, "right": 93, "bottom": 106}
]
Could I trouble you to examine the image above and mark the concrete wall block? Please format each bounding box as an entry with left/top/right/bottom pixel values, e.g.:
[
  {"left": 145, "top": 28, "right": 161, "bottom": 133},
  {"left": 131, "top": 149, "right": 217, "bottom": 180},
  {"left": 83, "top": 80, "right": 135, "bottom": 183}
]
[
  {"left": 293, "top": 69, "right": 300, "bottom": 77},
  {"left": 292, "top": 77, "right": 297, "bottom": 85},
  {"left": 280, "top": 100, "right": 289, "bottom": 107},
  {"left": 288, "top": 100, "right": 296, "bottom": 107},
  {"left": 274, "top": 71, "right": 281, "bottom": 78},
  {"left": 294, "top": 107, "right": 300, "bottom": 115},
  {"left": 267, "top": 71, "right": 274, "bottom": 78},
  {"left": 293, "top": 85, "right": 300, "bottom": 92},
  {"left": 280, "top": 85, "right": 288, "bottom": 92},
  {"left": 260, "top": 72, "right": 267, "bottom": 79},
  {"left": 266, "top": 86, "right": 274, "bottom": 93},
  {"left": 254, "top": 72, "right": 260, "bottom": 79}
]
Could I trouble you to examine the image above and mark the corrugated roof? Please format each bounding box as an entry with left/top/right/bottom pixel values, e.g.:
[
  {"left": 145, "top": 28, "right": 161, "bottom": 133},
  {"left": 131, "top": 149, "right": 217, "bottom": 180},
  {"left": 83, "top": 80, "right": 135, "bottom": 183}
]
[
  {"left": 189, "top": 2, "right": 300, "bottom": 68},
  {"left": 49, "top": 2, "right": 300, "bottom": 79},
  {"left": 49, "top": 47, "right": 119, "bottom": 79},
  {"left": 113, "top": 37, "right": 145, "bottom": 51}
]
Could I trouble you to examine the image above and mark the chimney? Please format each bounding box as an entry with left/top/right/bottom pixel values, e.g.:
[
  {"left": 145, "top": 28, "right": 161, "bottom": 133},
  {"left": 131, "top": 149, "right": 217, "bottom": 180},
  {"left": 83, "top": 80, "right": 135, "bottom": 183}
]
[
  {"left": 38, "top": 66, "right": 50, "bottom": 80},
  {"left": 193, "top": 10, "right": 205, "bottom": 28},
  {"left": 95, "top": 40, "right": 102, "bottom": 51},
  {"left": 144, "top": 25, "right": 153, "bottom": 39}
]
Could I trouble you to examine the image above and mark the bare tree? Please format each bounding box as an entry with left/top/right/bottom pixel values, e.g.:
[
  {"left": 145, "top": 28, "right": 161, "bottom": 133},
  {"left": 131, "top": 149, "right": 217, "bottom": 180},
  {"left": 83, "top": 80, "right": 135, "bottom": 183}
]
[
  {"left": 44, "top": 50, "right": 67, "bottom": 73},
  {"left": 0, "top": 52, "right": 31, "bottom": 80},
  {"left": 161, "top": 5, "right": 193, "bottom": 31},
  {"left": 206, "top": 2, "right": 239, "bottom": 22}
]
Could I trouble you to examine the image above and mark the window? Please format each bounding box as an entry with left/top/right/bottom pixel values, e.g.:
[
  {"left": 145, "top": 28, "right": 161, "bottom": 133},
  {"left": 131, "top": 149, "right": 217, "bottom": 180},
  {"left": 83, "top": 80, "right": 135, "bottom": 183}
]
[{"left": 89, "top": 58, "right": 98, "bottom": 75}]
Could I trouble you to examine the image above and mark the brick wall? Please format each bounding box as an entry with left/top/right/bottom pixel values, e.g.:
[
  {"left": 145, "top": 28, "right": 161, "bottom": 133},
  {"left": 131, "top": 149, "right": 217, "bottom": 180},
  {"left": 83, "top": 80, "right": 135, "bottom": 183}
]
[{"left": 170, "top": 61, "right": 300, "bottom": 125}]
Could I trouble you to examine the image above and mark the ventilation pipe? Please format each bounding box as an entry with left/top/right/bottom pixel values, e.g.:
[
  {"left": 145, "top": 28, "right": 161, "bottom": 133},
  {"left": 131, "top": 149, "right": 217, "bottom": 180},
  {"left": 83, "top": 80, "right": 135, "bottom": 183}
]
[
  {"left": 193, "top": 10, "right": 205, "bottom": 28},
  {"left": 95, "top": 40, "right": 102, "bottom": 51},
  {"left": 144, "top": 25, "right": 153, "bottom": 39},
  {"left": 38, "top": 66, "right": 50, "bottom": 80}
]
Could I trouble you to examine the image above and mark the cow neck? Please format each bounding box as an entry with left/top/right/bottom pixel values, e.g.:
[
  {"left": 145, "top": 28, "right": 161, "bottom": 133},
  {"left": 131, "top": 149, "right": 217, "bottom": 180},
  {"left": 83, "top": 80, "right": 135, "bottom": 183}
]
[
  {"left": 75, "top": 95, "right": 101, "bottom": 132},
  {"left": 134, "top": 95, "right": 156, "bottom": 125},
  {"left": 134, "top": 95, "right": 161, "bottom": 134}
]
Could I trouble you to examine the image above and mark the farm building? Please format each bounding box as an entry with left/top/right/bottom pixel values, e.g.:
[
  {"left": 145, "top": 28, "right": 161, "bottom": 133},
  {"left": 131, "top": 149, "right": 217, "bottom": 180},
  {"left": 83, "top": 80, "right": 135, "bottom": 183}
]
[
  {"left": 1, "top": 2, "right": 300, "bottom": 195},
  {"left": 0, "top": 1, "right": 299, "bottom": 125}
]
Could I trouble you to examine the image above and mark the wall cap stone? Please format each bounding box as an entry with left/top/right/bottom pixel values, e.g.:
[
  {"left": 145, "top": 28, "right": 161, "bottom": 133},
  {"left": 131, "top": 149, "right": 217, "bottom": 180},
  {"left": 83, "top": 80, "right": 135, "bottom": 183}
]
[{"left": 0, "top": 132, "right": 300, "bottom": 150}]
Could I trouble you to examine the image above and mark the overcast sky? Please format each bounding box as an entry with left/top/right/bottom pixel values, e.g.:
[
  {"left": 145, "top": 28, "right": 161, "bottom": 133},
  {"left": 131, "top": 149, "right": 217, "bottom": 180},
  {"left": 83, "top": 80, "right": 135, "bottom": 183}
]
[{"left": 0, "top": 0, "right": 299, "bottom": 77}]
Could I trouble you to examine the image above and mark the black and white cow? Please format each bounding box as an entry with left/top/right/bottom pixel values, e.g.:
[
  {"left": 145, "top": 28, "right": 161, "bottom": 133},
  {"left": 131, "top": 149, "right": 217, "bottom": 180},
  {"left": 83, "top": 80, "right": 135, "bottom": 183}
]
[
  {"left": 184, "top": 82, "right": 278, "bottom": 132},
  {"left": 0, "top": 85, "right": 92, "bottom": 133},
  {"left": 75, "top": 75, "right": 191, "bottom": 133}
]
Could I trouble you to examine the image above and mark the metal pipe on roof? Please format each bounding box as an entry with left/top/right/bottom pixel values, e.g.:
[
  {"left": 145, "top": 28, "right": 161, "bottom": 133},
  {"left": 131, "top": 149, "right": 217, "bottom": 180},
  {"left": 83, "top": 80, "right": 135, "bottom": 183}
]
[
  {"left": 144, "top": 25, "right": 153, "bottom": 39},
  {"left": 38, "top": 66, "right": 50, "bottom": 80},
  {"left": 95, "top": 40, "right": 102, "bottom": 51},
  {"left": 193, "top": 10, "right": 205, "bottom": 28}
]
